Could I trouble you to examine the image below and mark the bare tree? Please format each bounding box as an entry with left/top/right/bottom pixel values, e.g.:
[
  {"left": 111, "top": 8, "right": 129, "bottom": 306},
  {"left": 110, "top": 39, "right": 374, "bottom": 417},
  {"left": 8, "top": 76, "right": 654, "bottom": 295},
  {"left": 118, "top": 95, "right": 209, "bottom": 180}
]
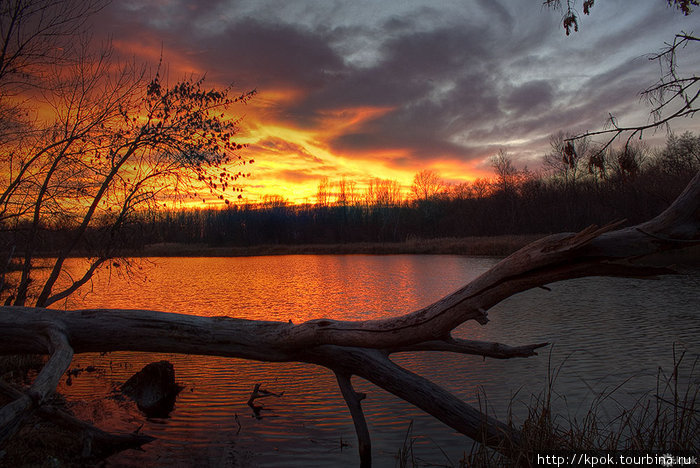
[
  {"left": 544, "top": 132, "right": 592, "bottom": 187},
  {"left": 0, "top": 5, "right": 254, "bottom": 307},
  {"left": 607, "top": 142, "right": 649, "bottom": 182},
  {"left": 471, "top": 177, "right": 492, "bottom": 198},
  {"left": 364, "top": 178, "right": 403, "bottom": 206},
  {"left": 450, "top": 181, "right": 473, "bottom": 200},
  {"left": 261, "top": 194, "right": 288, "bottom": 208},
  {"left": 410, "top": 169, "right": 445, "bottom": 201},
  {"left": 0, "top": 0, "right": 107, "bottom": 92},
  {"left": 335, "top": 176, "right": 357, "bottom": 206},
  {"left": 316, "top": 177, "right": 331, "bottom": 206},
  {"left": 0, "top": 1, "right": 108, "bottom": 156},
  {"left": 491, "top": 148, "right": 519, "bottom": 194},
  {"left": 335, "top": 177, "right": 348, "bottom": 206},
  {"left": 657, "top": 131, "right": 700, "bottom": 176}
]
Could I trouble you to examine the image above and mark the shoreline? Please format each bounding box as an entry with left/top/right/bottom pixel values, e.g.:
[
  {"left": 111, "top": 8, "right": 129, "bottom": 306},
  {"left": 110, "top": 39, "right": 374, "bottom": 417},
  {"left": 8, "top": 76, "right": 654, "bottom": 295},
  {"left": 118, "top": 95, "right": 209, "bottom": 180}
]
[
  {"left": 132, "top": 234, "right": 547, "bottom": 258},
  {"left": 27, "top": 233, "right": 700, "bottom": 263}
]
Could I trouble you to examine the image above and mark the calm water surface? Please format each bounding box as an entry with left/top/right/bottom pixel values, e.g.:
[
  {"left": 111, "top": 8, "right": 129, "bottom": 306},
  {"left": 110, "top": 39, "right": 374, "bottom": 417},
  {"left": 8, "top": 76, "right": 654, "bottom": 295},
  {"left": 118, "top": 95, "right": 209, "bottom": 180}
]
[{"left": 52, "top": 255, "right": 699, "bottom": 467}]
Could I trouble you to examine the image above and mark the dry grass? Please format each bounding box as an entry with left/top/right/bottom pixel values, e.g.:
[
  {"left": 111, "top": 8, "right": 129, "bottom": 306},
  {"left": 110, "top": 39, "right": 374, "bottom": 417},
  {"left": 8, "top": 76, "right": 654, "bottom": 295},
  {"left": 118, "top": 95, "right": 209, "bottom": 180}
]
[
  {"left": 0, "top": 411, "right": 87, "bottom": 468},
  {"left": 137, "top": 234, "right": 545, "bottom": 258},
  {"left": 0, "top": 355, "right": 87, "bottom": 468},
  {"left": 462, "top": 346, "right": 699, "bottom": 467},
  {"left": 392, "top": 346, "right": 698, "bottom": 468}
]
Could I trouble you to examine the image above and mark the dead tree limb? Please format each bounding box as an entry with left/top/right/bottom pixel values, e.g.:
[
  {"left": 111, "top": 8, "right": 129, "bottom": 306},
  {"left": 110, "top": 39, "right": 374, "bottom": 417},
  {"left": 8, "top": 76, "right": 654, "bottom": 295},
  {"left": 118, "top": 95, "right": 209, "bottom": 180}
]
[
  {"left": 0, "top": 171, "right": 698, "bottom": 465},
  {"left": 335, "top": 372, "right": 371, "bottom": 468},
  {"left": 246, "top": 383, "right": 283, "bottom": 419}
]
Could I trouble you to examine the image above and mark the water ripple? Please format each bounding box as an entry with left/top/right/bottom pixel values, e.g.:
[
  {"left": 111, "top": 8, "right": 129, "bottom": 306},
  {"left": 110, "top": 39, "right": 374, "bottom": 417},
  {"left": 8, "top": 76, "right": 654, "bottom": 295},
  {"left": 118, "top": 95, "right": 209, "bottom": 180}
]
[{"left": 51, "top": 256, "right": 699, "bottom": 467}]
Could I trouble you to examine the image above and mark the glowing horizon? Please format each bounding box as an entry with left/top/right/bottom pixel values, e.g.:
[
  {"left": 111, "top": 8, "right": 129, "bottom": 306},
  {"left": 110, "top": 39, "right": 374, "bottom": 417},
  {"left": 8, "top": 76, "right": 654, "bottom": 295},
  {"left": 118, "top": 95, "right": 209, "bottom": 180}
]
[{"left": 10, "top": 1, "right": 700, "bottom": 207}]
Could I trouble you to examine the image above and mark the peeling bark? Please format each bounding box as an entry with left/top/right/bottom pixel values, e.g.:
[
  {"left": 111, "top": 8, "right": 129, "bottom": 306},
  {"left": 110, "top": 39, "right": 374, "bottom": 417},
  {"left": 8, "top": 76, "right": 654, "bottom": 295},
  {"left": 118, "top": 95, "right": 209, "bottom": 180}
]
[{"left": 1, "top": 172, "right": 698, "bottom": 465}]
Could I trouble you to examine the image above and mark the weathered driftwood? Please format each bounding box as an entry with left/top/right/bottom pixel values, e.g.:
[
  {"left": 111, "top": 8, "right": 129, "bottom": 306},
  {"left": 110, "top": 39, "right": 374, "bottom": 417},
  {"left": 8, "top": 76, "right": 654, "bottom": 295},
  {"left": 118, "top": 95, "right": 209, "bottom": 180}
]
[{"left": 1, "top": 171, "right": 698, "bottom": 465}]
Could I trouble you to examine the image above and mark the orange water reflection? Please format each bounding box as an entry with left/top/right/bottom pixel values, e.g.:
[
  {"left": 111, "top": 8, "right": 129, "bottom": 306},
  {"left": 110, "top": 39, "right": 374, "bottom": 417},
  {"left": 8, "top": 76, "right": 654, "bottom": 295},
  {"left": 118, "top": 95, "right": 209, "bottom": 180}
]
[
  {"left": 50, "top": 256, "right": 700, "bottom": 467},
  {"left": 55, "top": 256, "right": 491, "bottom": 323},
  {"left": 53, "top": 255, "right": 497, "bottom": 467}
]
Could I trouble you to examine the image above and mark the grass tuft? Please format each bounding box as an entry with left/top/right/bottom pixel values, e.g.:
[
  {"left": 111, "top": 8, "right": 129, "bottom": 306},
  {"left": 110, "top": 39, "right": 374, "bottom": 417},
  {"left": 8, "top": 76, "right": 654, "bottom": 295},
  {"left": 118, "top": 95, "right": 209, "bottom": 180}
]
[
  {"left": 461, "top": 345, "right": 699, "bottom": 467},
  {"left": 393, "top": 346, "right": 698, "bottom": 467}
]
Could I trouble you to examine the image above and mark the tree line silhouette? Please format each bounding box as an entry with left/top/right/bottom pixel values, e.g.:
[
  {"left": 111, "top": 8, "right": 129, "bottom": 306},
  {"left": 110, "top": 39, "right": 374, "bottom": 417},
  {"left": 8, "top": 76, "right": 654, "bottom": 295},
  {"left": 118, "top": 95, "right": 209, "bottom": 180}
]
[
  {"left": 3, "top": 131, "right": 697, "bottom": 261},
  {"left": 120, "top": 132, "right": 699, "bottom": 248}
]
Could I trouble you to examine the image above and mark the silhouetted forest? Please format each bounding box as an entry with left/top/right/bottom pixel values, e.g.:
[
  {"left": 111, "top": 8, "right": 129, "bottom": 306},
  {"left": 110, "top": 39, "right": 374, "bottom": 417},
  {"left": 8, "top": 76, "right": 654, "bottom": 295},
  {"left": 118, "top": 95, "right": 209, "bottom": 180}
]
[
  {"left": 4, "top": 132, "right": 699, "bottom": 253},
  {"left": 128, "top": 132, "right": 700, "bottom": 248}
]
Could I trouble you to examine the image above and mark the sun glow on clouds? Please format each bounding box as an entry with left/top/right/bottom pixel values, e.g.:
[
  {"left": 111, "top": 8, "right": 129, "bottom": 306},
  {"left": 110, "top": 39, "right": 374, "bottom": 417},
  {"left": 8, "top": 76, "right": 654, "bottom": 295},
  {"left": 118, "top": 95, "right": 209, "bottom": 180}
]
[
  {"left": 233, "top": 100, "right": 414, "bottom": 204},
  {"left": 93, "top": 1, "right": 700, "bottom": 207}
]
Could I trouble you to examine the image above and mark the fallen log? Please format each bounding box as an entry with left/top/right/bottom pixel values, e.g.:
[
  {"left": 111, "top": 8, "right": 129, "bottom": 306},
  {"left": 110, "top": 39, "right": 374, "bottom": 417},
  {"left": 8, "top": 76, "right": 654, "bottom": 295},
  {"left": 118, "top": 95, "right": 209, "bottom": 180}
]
[{"left": 0, "top": 171, "right": 698, "bottom": 465}]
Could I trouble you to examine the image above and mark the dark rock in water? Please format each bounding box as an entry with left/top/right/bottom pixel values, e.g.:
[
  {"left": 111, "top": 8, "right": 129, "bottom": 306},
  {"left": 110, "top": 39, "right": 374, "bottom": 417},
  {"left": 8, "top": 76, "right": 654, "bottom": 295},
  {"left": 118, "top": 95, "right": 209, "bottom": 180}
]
[{"left": 120, "top": 360, "right": 182, "bottom": 418}]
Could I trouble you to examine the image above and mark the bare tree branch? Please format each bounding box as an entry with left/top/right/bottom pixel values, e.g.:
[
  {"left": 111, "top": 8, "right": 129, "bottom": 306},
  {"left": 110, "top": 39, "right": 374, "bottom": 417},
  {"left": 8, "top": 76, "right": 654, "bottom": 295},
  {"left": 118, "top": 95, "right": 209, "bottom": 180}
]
[{"left": 335, "top": 372, "right": 371, "bottom": 468}]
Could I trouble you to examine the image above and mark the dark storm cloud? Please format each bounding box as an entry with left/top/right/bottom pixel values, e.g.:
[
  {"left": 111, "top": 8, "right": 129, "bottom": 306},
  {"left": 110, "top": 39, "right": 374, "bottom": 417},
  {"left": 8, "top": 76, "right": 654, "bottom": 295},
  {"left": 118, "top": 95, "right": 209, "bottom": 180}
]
[
  {"left": 296, "top": 20, "right": 508, "bottom": 160},
  {"left": 504, "top": 81, "right": 554, "bottom": 115},
  {"left": 328, "top": 69, "right": 504, "bottom": 161},
  {"left": 97, "top": 4, "right": 346, "bottom": 92},
  {"left": 316, "top": 22, "right": 520, "bottom": 164},
  {"left": 473, "top": 0, "right": 514, "bottom": 31},
  {"left": 562, "top": 56, "right": 662, "bottom": 133},
  {"left": 93, "top": 0, "right": 229, "bottom": 44},
  {"left": 204, "top": 19, "right": 345, "bottom": 91},
  {"left": 96, "top": 0, "right": 697, "bottom": 173},
  {"left": 281, "top": 22, "right": 499, "bottom": 128}
]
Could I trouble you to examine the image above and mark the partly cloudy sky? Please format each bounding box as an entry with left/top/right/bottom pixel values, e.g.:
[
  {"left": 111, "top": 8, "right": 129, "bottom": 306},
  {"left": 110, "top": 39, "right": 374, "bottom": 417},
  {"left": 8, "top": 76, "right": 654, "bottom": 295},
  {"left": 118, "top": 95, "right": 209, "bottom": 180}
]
[{"left": 95, "top": 0, "right": 700, "bottom": 203}]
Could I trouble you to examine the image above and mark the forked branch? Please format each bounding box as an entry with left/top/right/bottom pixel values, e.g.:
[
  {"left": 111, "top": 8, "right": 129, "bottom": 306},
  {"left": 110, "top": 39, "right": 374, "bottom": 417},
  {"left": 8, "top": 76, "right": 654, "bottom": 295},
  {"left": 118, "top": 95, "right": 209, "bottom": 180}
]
[
  {"left": 567, "top": 33, "right": 700, "bottom": 155},
  {"left": 0, "top": 328, "right": 73, "bottom": 443}
]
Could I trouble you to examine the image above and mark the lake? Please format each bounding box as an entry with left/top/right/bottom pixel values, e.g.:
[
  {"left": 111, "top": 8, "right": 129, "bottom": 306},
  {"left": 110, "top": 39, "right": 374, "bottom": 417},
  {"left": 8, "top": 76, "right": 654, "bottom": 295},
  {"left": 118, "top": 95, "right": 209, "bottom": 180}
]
[{"left": 52, "top": 255, "right": 699, "bottom": 467}]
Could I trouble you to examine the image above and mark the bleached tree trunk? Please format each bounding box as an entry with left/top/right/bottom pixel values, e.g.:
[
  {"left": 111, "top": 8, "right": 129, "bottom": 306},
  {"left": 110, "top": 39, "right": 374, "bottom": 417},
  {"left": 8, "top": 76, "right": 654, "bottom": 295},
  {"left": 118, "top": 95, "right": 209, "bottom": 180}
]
[{"left": 1, "top": 172, "right": 698, "bottom": 465}]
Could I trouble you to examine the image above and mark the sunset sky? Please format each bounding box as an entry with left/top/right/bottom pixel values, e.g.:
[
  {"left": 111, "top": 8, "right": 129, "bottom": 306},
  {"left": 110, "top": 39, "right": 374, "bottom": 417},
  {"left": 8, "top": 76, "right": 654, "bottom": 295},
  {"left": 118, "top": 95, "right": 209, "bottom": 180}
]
[{"left": 93, "top": 0, "right": 700, "bottom": 204}]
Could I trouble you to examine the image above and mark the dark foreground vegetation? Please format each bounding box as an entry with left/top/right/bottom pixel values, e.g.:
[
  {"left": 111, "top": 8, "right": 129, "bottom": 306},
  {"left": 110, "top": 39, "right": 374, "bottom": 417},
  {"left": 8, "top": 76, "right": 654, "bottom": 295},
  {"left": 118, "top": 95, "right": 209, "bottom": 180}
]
[{"left": 432, "top": 349, "right": 698, "bottom": 467}]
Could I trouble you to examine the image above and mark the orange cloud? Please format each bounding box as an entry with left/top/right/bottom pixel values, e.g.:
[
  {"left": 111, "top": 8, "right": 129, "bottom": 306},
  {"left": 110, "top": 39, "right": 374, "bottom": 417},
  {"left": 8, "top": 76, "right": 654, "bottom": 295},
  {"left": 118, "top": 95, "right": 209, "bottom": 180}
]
[{"left": 227, "top": 99, "right": 428, "bottom": 204}]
